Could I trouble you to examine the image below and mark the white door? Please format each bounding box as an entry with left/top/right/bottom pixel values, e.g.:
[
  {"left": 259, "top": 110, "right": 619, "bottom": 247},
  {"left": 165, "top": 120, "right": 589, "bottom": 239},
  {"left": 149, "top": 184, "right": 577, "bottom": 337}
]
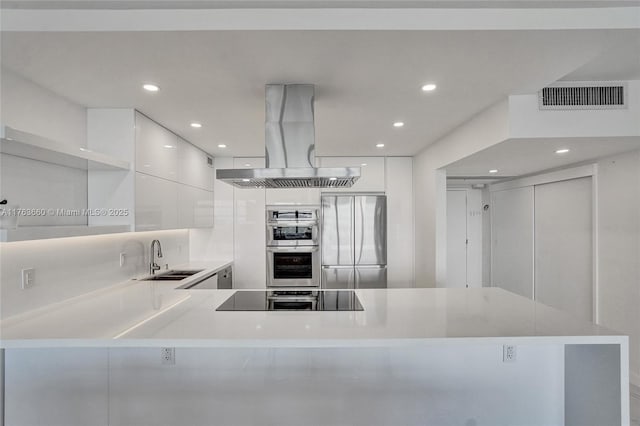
[
  {"left": 534, "top": 177, "right": 593, "bottom": 321},
  {"left": 446, "top": 190, "right": 468, "bottom": 288},
  {"left": 491, "top": 186, "right": 535, "bottom": 298}
]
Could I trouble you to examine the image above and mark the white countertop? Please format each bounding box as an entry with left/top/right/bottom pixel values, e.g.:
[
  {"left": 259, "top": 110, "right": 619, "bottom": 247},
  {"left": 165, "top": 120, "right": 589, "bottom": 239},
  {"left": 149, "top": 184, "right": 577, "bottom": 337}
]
[{"left": 0, "top": 262, "right": 624, "bottom": 348}]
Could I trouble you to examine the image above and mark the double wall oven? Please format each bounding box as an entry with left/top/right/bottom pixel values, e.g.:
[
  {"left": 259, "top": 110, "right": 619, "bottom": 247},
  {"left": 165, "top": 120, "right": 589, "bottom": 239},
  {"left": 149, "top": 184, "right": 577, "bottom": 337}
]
[{"left": 266, "top": 206, "right": 320, "bottom": 288}]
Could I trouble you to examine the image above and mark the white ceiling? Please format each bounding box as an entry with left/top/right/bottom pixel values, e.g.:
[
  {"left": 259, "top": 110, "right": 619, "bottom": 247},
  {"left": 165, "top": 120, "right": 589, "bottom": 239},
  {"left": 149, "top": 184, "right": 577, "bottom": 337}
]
[
  {"left": 445, "top": 136, "right": 640, "bottom": 178},
  {"left": 2, "top": 29, "right": 638, "bottom": 157},
  {"left": 3, "top": 0, "right": 640, "bottom": 8}
]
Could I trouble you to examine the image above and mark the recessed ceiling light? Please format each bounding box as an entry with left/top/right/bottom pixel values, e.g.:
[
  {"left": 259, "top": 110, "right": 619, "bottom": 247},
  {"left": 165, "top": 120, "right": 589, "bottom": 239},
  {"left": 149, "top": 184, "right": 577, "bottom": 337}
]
[
  {"left": 244, "top": 163, "right": 251, "bottom": 167},
  {"left": 376, "top": 143, "right": 385, "bottom": 148},
  {"left": 489, "top": 169, "right": 498, "bottom": 174},
  {"left": 421, "top": 83, "right": 437, "bottom": 92},
  {"left": 79, "top": 147, "right": 92, "bottom": 153},
  {"left": 329, "top": 177, "right": 338, "bottom": 181},
  {"left": 242, "top": 178, "right": 250, "bottom": 182},
  {"left": 361, "top": 163, "right": 367, "bottom": 166},
  {"left": 163, "top": 144, "right": 175, "bottom": 149},
  {"left": 555, "top": 148, "right": 570, "bottom": 154},
  {"left": 218, "top": 144, "right": 227, "bottom": 148},
  {"left": 142, "top": 83, "right": 159, "bottom": 92},
  {"left": 190, "top": 122, "right": 202, "bottom": 128},
  {"left": 393, "top": 121, "right": 404, "bottom": 128}
]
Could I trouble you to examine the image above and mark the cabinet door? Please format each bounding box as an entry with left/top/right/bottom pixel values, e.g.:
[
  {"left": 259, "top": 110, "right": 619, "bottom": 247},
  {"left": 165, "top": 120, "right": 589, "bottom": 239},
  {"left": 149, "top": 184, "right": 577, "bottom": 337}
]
[
  {"left": 135, "top": 112, "right": 178, "bottom": 181},
  {"left": 318, "top": 157, "right": 385, "bottom": 192},
  {"left": 178, "top": 185, "right": 213, "bottom": 229},
  {"left": 135, "top": 172, "right": 178, "bottom": 231},
  {"left": 177, "top": 137, "right": 214, "bottom": 191}
]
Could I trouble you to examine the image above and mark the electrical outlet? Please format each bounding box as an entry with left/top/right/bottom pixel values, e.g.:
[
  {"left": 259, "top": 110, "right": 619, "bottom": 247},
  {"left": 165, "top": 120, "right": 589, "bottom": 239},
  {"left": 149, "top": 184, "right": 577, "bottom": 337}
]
[
  {"left": 503, "top": 345, "right": 517, "bottom": 363},
  {"left": 119, "top": 253, "right": 126, "bottom": 267},
  {"left": 161, "top": 347, "right": 175, "bottom": 365},
  {"left": 21, "top": 268, "right": 35, "bottom": 289}
]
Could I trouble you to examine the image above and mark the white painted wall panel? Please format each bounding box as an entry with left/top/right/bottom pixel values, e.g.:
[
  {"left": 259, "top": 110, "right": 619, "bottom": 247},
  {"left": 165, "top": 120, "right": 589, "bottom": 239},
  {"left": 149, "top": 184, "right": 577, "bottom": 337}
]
[
  {"left": 414, "top": 100, "right": 510, "bottom": 287},
  {"left": 386, "top": 157, "right": 414, "bottom": 288},
  {"left": 319, "top": 157, "right": 385, "bottom": 193},
  {"left": 233, "top": 157, "right": 266, "bottom": 288},
  {"left": 491, "top": 186, "right": 534, "bottom": 299},
  {"left": 509, "top": 81, "right": 640, "bottom": 139},
  {"left": 535, "top": 177, "right": 593, "bottom": 322},
  {"left": 446, "top": 190, "right": 467, "bottom": 288},
  {"left": 596, "top": 150, "right": 640, "bottom": 386}
]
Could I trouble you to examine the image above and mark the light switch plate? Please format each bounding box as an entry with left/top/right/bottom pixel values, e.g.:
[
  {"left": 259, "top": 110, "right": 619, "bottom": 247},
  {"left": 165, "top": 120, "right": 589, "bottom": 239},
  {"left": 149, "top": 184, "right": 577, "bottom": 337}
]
[
  {"left": 119, "top": 253, "right": 126, "bottom": 267},
  {"left": 21, "top": 268, "right": 35, "bottom": 289}
]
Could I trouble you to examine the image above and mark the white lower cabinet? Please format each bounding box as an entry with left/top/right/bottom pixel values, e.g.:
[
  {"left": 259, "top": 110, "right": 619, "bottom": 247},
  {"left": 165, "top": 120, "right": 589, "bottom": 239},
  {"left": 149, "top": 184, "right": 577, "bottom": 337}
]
[
  {"left": 178, "top": 185, "right": 214, "bottom": 229},
  {"left": 135, "top": 172, "right": 179, "bottom": 231}
]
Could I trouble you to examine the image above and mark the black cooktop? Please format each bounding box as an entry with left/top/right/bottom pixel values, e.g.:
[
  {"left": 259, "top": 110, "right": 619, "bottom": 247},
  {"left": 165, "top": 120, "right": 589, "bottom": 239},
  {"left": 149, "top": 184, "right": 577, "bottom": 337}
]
[{"left": 216, "top": 290, "right": 364, "bottom": 311}]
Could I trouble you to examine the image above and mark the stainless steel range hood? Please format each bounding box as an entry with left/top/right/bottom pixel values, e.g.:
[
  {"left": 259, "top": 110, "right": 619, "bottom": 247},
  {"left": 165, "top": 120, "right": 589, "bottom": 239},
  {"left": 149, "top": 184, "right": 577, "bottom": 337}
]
[{"left": 216, "top": 84, "right": 360, "bottom": 189}]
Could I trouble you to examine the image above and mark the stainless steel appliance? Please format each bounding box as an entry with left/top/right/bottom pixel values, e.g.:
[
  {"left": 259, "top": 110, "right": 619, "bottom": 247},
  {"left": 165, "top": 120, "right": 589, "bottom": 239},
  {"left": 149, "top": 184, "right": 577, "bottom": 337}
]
[
  {"left": 321, "top": 195, "right": 387, "bottom": 289},
  {"left": 216, "top": 84, "right": 360, "bottom": 189},
  {"left": 216, "top": 290, "right": 364, "bottom": 311},
  {"left": 266, "top": 206, "right": 319, "bottom": 247},
  {"left": 266, "top": 206, "right": 320, "bottom": 287}
]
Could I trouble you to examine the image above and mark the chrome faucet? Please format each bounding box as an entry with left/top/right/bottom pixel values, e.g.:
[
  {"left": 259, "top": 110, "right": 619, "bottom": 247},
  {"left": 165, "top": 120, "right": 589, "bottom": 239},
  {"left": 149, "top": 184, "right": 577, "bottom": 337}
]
[{"left": 149, "top": 239, "right": 163, "bottom": 275}]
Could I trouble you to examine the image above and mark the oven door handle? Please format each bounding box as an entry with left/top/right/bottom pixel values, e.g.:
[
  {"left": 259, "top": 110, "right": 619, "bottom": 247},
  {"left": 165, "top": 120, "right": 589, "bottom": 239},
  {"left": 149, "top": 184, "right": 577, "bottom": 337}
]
[
  {"left": 267, "top": 221, "right": 319, "bottom": 227},
  {"left": 267, "top": 246, "right": 319, "bottom": 253}
]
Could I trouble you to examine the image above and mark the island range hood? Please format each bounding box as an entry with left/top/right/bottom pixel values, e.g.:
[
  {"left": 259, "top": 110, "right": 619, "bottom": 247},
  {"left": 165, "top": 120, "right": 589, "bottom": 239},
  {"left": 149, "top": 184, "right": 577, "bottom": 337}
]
[{"left": 216, "top": 84, "right": 361, "bottom": 189}]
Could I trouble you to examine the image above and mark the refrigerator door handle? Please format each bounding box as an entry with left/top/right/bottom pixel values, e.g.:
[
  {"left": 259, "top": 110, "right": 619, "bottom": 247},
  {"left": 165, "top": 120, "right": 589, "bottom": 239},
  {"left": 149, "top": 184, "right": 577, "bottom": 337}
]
[{"left": 322, "top": 265, "right": 353, "bottom": 269}]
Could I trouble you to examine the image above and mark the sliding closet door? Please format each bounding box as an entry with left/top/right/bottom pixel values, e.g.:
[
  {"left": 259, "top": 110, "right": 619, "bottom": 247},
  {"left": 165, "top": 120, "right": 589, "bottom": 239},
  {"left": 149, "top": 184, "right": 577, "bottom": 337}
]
[
  {"left": 534, "top": 177, "right": 593, "bottom": 322},
  {"left": 491, "top": 186, "right": 534, "bottom": 298}
]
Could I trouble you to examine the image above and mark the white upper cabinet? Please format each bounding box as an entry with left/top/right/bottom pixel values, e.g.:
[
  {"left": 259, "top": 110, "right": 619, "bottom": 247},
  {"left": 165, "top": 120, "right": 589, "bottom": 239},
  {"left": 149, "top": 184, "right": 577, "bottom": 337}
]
[
  {"left": 319, "top": 157, "right": 385, "bottom": 192},
  {"left": 178, "top": 185, "right": 214, "bottom": 229},
  {"left": 135, "top": 112, "right": 179, "bottom": 181},
  {"left": 177, "top": 137, "right": 214, "bottom": 191},
  {"left": 135, "top": 172, "right": 179, "bottom": 231}
]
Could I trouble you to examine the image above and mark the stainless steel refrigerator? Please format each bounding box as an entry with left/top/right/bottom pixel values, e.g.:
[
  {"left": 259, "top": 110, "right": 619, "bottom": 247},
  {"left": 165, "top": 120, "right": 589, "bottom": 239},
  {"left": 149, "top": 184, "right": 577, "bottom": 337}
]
[{"left": 321, "top": 194, "right": 387, "bottom": 289}]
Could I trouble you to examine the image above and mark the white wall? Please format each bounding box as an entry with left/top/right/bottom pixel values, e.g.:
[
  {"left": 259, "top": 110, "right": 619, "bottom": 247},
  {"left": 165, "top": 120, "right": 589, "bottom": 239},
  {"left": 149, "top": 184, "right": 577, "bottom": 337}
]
[
  {"left": 0, "top": 67, "right": 87, "bottom": 148},
  {"left": 413, "top": 100, "right": 510, "bottom": 287},
  {"left": 509, "top": 81, "right": 640, "bottom": 139},
  {"left": 596, "top": 150, "right": 640, "bottom": 386},
  {"left": 233, "top": 157, "right": 267, "bottom": 288},
  {"left": 385, "top": 157, "right": 414, "bottom": 288},
  {"left": 0, "top": 229, "right": 189, "bottom": 320}
]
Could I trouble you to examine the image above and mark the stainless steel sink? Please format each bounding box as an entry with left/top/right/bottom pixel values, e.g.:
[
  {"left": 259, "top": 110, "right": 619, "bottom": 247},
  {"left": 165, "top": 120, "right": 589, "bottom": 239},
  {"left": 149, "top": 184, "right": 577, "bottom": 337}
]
[{"left": 142, "top": 269, "right": 204, "bottom": 281}]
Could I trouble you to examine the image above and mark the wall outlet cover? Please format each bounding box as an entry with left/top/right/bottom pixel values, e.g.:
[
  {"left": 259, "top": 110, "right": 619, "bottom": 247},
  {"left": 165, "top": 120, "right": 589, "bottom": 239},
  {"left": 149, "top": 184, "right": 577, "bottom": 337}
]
[
  {"left": 503, "top": 345, "right": 517, "bottom": 363},
  {"left": 21, "top": 268, "right": 36, "bottom": 289},
  {"left": 161, "top": 347, "right": 175, "bottom": 365}
]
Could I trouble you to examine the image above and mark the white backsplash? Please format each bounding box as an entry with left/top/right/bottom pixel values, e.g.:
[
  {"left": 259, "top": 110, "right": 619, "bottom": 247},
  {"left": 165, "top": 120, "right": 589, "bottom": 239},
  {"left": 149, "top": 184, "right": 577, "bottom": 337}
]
[{"left": 0, "top": 229, "right": 189, "bottom": 320}]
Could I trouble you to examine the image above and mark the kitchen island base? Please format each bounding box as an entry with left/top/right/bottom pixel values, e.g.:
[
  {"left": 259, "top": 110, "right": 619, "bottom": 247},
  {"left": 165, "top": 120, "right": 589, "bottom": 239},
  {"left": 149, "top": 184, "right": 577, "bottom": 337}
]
[{"left": 4, "top": 340, "right": 628, "bottom": 426}]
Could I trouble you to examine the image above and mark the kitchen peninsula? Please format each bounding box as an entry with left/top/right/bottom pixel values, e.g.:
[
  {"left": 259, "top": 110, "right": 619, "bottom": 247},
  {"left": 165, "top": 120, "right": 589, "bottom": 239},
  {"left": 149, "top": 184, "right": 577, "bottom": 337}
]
[{"left": 0, "top": 276, "right": 630, "bottom": 426}]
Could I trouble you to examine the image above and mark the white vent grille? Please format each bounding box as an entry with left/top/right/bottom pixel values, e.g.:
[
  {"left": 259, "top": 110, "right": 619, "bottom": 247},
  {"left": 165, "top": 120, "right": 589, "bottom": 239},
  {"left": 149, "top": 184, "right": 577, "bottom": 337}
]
[{"left": 538, "top": 81, "right": 627, "bottom": 110}]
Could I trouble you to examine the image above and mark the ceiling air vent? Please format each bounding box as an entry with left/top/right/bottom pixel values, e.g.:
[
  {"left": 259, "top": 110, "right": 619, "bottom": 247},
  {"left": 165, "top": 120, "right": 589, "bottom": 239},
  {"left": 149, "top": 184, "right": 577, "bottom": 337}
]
[{"left": 538, "top": 81, "right": 627, "bottom": 110}]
